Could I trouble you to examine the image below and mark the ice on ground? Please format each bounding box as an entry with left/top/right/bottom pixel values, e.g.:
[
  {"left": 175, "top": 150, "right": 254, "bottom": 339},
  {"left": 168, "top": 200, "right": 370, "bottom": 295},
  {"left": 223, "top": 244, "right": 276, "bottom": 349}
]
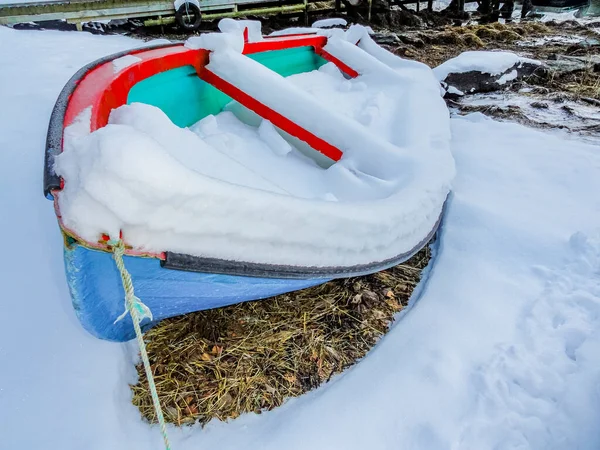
[
  {"left": 55, "top": 26, "right": 454, "bottom": 268},
  {"left": 454, "top": 91, "right": 600, "bottom": 145},
  {"left": 539, "top": 10, "right": 578, "bottom": 22},
  {"left": 433, "top": 51, "right": 541, "bottom": 81},
  {"left": 312, "top": 18, "right": 347, "bottom": 28},
  {"left": 517, "top": 34, "right": 587, "bottom": 47},
  {"left": 447, "top": 85, "right": 465, "bottom": 96},
  {"left": 112, "top": 54, "right": 141, "bottom": 73}
]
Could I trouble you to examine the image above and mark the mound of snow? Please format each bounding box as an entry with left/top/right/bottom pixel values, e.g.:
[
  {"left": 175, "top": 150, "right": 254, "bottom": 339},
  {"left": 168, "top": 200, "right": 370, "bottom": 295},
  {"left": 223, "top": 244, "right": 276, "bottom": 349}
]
[
  {"left": 269, "top": 27, "right": 321, "bottom": 37},
  {"left": 312, "top": 18, "right": 347, "bottom": 28},
  {"left": 3, "top": 24, "right": 600, "bottom": 450},
  {"left": 434, "top": 51, "right": 544, "bottom": 96},
  {"left": 55, "top": 26, "right": 454, "bottom": 268},
  {"left": 433, "top": 51, "right": 540, "bottom": 80}
]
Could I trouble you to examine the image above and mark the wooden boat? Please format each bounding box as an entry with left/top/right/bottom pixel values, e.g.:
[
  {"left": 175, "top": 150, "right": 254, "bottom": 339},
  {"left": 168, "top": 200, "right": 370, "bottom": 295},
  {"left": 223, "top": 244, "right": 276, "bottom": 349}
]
[{"left": 44, "top": 30, "right": 446, "bottom": 342}]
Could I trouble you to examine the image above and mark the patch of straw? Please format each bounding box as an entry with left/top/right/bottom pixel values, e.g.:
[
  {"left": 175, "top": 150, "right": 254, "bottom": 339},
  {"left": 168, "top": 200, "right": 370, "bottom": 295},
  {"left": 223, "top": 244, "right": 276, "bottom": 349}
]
[{"left": 131, "top": 245, "right": 431, "bottom": 425}]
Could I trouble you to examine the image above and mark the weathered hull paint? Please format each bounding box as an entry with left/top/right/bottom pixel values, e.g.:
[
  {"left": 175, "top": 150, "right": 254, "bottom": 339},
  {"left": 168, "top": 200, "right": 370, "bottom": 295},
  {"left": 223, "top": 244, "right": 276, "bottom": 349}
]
[{"left": 65, "top": 244, "right": 327, "bottom": 341}]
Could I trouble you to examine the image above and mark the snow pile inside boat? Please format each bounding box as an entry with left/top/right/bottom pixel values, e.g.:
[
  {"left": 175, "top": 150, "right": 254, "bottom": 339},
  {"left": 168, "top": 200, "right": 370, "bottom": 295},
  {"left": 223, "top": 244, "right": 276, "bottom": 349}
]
[{"left": 55, "top": 26, "right": 454, "bottom": 268}]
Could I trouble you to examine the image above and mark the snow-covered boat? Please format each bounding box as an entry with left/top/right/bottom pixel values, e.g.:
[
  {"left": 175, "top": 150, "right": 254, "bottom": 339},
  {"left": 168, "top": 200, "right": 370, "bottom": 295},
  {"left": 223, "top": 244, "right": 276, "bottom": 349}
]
[{"left": 44, "top": 22, "right": 454, "bottom": 342}]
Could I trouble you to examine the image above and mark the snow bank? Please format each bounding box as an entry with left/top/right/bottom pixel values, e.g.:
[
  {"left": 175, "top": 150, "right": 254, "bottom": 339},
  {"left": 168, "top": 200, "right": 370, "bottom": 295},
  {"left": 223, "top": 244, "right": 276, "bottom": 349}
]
[
  {"left": 433, "top": 51, "right": 541, "bottom": 81},
  {"left": 496, "top": 68, "right": 518, "bottom": 85},
  {"left": 4, "top": 25, "right": 600, "bottom": 450},
  {"left": 55, "top": 25, "right": 454, "bottom": 268},
  {"left": 218, "top": 18, "right": 264, "bottom": 42},
  {"left": 312, "top": 18, "right": 347, "bottom": 28},
  {"left": 173, "top": 0, "right": 200, "bottom": 9},
  {"left": 269, "top": 27, "right": 321, "bottom": 36},
  {"left": 0, "top": 26, "right": 159, "bottom": 450}
]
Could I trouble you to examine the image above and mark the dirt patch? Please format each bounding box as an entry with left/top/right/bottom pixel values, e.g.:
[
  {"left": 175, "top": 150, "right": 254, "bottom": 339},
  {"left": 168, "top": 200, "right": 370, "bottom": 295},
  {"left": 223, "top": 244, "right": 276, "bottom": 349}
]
[
  {"left": 543, "top": 67, "right": 600, "bottom": 99},
  {"left": 132, "top": 247, "right": 431, "bottom": 426}
]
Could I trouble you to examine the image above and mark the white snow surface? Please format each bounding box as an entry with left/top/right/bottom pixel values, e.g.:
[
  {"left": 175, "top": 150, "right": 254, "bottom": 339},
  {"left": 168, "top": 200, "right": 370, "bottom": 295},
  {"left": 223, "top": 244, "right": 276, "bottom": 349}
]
[
  {"left": 433, "top": 51, "right": 541, "bottom": 81},
  {"left": 2, "top": 25, "right": 600, "bottom": 450},
  {"left": 539, "top": 10, "right": 578, "bottom": 22},
  {"left": 112, "top": 54, "right": 142, "bottom": 73},
  {"left": 446, "top": 85, "right": 465, "bottom": 95},
  {"left": 55, "top": 26, "right": 454, "bottom": 268},
  {"left": 185, "top": 31, "right": 244, "bottom": 52},
  {"left": 312, "top": 18, "right": 348, "bottom": 28},
  {"left": 173, "top": 0, "right": 200, "bottom": 10}
]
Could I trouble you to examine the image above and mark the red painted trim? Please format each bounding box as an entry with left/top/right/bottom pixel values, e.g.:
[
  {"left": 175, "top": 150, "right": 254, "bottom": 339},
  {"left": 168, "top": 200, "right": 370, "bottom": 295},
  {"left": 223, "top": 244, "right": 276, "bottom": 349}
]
[
  {"left": 316, "top": 47, "right": 360, "bottom": 78},
  {"left": 199, "top": 67, "right": 343, "bottom": 162},
  {"left": 63, "top": 35, "right": 336, "bottom": 133},
  {"left": 243, "top": 34, "right": 327, "bottom": 54},
  {"left": 65, "top": 46, "right": 206, "bottom": 131}
]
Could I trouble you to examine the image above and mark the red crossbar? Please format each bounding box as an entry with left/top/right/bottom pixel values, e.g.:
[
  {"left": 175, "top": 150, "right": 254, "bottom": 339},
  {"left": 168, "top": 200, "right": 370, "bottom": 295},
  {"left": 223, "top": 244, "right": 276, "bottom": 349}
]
[{"left": 200, "top": 67, "right": 343, "bottom": 162}]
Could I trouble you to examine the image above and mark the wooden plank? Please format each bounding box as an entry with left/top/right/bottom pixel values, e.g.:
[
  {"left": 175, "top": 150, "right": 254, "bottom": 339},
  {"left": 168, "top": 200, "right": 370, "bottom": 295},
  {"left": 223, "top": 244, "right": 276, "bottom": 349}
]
[{"left": 143, "top": 2, "right": 306, "bottom": 25}]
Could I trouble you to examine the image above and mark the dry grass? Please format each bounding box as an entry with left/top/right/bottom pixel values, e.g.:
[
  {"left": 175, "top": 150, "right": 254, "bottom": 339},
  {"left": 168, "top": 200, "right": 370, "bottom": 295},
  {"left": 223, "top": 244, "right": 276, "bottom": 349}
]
[
  {"left": 461, "top": 32, "right": 485, "bottom": 48},
  {"left": 131, "top": 246, "right": 431, "bottom": 426},
  {"left": 495, "top": 29, "right": 521, "bottom": 43},
  {"left": 548, "top": 68, "right": 600, "bottom": 99}
]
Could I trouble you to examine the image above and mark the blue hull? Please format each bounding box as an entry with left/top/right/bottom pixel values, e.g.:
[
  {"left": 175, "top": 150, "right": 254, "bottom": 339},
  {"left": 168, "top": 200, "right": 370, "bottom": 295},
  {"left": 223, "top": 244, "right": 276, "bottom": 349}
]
[{"left": 65, "top": 244, "right": 327, "bottom": 342}]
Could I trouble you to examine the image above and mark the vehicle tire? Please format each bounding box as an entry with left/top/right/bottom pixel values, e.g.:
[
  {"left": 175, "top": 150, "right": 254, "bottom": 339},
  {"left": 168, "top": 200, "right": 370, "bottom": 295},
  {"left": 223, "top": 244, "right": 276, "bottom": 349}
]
[{"left": 175, "top": 2, "right": 202, "bottom": 32}]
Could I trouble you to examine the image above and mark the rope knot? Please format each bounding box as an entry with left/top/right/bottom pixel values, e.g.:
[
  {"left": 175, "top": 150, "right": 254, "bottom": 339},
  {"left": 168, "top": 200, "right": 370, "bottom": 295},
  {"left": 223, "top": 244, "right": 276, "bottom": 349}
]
[
  {"left": 114, "top": 295, "right": 153, "bottom": 325},
  {"left": 110, "top": 238, "right": 153, "bottom": 324}
]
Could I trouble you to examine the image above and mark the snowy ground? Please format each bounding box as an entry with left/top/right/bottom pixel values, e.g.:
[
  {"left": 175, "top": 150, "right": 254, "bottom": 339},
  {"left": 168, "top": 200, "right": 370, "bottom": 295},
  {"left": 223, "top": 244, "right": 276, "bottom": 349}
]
[
  {"left": 455, "top": 91, "right": 600, "bottom": 145},
  {"left": 1, "top": 26, "right": 600, "bottom": 450}
]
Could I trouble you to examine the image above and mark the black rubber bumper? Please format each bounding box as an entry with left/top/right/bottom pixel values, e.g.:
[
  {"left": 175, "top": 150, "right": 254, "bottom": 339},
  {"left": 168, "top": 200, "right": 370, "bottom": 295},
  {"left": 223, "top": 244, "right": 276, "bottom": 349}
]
[
  {"left": 43, "top": 43, "right": 179, "bottom": 199},
  {"left": 160, "top": 201, "right": 446, "bottom": 279}
]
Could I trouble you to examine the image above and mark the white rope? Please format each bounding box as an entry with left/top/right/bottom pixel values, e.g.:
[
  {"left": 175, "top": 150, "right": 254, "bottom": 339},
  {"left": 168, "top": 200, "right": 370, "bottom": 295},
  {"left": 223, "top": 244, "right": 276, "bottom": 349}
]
[{"left": 111, "top": 239, "right": 172, "bottom": 450}]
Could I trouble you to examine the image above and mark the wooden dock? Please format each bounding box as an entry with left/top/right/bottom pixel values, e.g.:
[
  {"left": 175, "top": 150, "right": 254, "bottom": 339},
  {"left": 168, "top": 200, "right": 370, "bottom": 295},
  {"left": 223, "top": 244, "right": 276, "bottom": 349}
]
[{"left": 0, "top": 0, "right": 326, "bottom": 29}]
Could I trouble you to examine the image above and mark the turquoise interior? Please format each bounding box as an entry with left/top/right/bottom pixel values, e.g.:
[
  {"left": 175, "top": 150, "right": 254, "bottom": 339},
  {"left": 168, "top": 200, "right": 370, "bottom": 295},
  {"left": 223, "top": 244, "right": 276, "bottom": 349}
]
[{"left": 127, "top": 46, "right": 327, "bottom": 127}]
